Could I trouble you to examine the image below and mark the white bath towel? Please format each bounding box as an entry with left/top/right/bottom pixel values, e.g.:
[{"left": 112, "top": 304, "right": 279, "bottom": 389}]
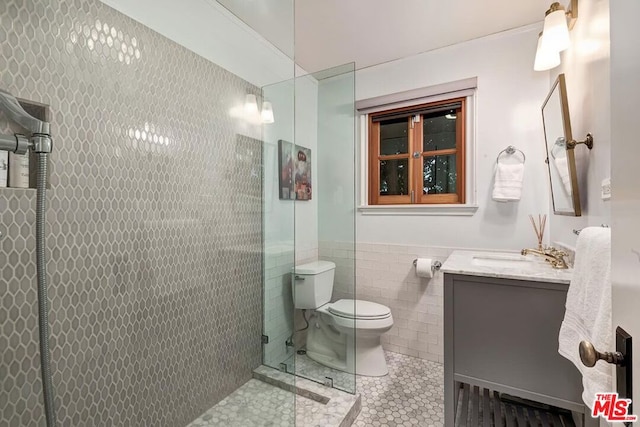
[
  {"left": 492, "top": 163, "right": 524, "bottom": 202},
  {"left": 558, "top": 227, "right": 612, "bottom": 408},
  {"left": 553, "top": 156, "right": 573, "bottom": 195}
]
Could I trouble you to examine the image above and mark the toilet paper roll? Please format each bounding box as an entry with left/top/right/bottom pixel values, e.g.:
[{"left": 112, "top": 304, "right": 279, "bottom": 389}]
[{"left": 415, "top": 258, "right": 433, "bottom": 279}]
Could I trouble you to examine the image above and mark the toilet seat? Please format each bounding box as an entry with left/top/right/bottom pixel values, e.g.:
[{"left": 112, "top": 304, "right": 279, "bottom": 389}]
[
  {"left": 317, "top": 300, "right": 394, "bottom": 332},
  {"left": 328, "top": 299, "right": 391, "bottom": 320}
]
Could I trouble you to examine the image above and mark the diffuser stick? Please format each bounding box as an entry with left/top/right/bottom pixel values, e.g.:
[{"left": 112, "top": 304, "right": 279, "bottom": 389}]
[{"left": 529, "top": 214, "right": 546, "bottom": 251}]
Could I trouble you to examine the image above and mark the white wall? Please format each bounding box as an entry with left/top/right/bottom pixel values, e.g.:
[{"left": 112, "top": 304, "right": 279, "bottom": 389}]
[
  {"left": 262, "top": 75, "right": 319, "bottom": 254},
  {"left": 316, "top": 69, "right": 357, "bottom": 302},
  {"left": 548, "top": 0, "right": 611, "bottom": 247},
  {"left": 356, "top": 25, "right": 551, "bottom": 250},
  {"left": 295, "top": 75, "right": 320, "bottom": 257},
  {"left": 318, "top": 71, "right": 356, "bottom": 244}
]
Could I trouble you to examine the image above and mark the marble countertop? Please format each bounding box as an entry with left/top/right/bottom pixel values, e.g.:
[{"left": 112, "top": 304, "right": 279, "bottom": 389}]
[{"left": 440, "top": 250, "right": 573, "bottom": 284}]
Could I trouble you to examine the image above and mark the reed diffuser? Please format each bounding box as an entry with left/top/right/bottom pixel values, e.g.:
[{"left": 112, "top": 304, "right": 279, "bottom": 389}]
[{"left": 529, "top": 214, "right": 547, "bottom": 251}]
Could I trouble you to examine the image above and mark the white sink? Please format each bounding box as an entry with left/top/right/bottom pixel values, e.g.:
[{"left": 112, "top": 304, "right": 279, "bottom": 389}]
[{"left": 471, "top": 254, "right": 536, "bottom": 270}]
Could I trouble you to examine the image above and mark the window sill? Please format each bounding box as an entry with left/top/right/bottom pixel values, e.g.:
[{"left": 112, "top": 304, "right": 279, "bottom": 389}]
[{"left": 357, "top": 204, "right": 479, "bottom": 216}]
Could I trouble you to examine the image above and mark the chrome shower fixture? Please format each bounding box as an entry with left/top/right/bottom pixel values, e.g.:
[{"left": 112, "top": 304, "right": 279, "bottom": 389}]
[
  {"left": 0, "top": 88, "right": 57, "bottom": 427},
  {"left": 0, "top": 89, "right": 52, "bottom": 154}
]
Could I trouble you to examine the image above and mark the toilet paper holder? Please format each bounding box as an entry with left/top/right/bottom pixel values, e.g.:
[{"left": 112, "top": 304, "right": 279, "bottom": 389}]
[{"left": 413, "top": 259, "right": 442, "bottom": 272}]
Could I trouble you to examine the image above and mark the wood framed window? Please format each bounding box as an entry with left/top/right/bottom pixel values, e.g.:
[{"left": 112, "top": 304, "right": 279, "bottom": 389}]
[{"left": 368, "top": 97, "right": 466, "bottom": 205}]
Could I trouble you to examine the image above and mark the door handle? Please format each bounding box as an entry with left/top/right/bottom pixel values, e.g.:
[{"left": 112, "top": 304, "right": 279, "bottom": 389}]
[{"left": 579, "top": 340, "right": 625, "bottom": 367}]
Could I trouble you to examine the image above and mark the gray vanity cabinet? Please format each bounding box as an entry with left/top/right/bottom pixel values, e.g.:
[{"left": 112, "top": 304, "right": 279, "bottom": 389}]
[{"left": 443, "top": 273, "right": 590, "bottom": 425}]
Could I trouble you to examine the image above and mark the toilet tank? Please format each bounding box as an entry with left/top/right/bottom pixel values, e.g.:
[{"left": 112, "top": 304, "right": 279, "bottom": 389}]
[{"left": 293, "top": 261, "right": 336, "bottom": 309}]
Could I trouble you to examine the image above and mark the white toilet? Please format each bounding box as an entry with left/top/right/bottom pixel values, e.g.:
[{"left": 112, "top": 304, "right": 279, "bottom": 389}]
[{"left": 293, "top": 260, "right": 394, "bottom": 376}]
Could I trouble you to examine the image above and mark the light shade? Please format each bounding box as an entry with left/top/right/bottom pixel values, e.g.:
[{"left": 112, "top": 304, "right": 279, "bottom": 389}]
[
  {"left": 244, "top": 94, "right": 259, "bottom": 114},
  {"left": 261, "top": 101, "right": 274, "bottom": 124},
  {"left": 534, "top": 32, "right": 561, "bottom": 71},
  {"left": 541, "top": 4, "right": 571, "bottom": 53}
]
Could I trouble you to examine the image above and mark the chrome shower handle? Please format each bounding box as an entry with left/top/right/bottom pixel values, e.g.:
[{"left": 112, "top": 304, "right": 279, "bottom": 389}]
[
  {"left": 0, "top": 89, "right": 50, "bottom": 134},
  {"left": 0, "top": 133, "right": 30, "bottom": 154}
]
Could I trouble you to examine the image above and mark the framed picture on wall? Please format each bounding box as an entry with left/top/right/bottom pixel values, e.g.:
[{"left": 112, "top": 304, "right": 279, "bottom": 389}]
[
  {"left": 294, "top": 145, "right": 312, "bottom": 200},
  {"left": 278, "top": 139, "right": 295, "bottom": 200},
  {"left": 277, "top": 140, "right": 312, "bottom": 201}
]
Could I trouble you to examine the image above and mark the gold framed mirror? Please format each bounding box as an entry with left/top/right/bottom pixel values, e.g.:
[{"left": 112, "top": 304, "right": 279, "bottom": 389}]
[{"left": 542, "top": 74, "right": 593, "bottom": 216}]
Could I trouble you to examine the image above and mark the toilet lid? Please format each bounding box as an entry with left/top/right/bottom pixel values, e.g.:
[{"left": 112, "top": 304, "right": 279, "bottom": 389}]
[{"left": 328, "top": 299, "right": 391, "bottom": 319}]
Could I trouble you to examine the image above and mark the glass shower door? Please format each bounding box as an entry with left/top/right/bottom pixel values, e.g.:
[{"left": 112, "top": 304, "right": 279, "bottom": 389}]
[
  {"left": 261, "top": 63, "right": 357, "bottom": 397},
  {"left": 292, "top": 64, "right": 357, "bottom": 394}
]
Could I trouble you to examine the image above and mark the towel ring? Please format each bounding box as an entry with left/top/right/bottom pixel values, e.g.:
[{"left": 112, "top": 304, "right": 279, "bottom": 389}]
[
  {"left": 550, "top": 137, "right": 566, "bottom": 160},
  {"left": 496, "top": 145, "right": 526, "bottom": 164}
]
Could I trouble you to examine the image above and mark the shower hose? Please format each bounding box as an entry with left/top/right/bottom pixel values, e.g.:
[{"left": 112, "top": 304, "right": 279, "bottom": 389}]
[{"left": 36, "top": 153, "right": 57, "bottom": 427}]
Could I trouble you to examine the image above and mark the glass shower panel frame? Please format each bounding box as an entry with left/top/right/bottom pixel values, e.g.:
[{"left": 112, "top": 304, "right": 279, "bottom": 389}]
[{"left": 262, "top": 78, "right": 296, "bottom": 376}]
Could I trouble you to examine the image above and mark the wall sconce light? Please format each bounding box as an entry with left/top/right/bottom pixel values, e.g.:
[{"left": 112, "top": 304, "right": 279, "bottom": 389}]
[
  {"left": 241, "top": 94, "right": 275, "bottom": 124},
  {"left": 244, "top": 94, "right": 259, "bottom": 115},
  {"left": 261, "top": 101, "right": 275, "bottom": 124},
  {"left": 533, "top": 0, "right": 578, "bottom": 71},
  {"left": 534, "top": 32, "right": 561, "bottom": 71}
]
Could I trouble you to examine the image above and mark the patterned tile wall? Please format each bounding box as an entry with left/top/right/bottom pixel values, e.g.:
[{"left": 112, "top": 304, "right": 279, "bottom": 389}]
[
  {"left": 320, "top": 241, "right": 450, "bottom": 363},
  {"left": 0, "top": 1, "right": 264, "bottom": 426}
]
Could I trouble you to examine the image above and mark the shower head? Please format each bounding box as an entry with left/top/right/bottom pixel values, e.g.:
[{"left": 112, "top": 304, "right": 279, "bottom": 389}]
[
  {"left": 0, "top": 89, "right": 50, "bottom": 134},
  {"left": 0, "top": 89, "right": 52, "bottom": 154}
]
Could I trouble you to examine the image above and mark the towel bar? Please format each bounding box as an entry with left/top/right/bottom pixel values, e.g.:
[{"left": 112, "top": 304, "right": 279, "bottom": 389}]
[{"left": 573, "top": 224, "right": 609, "bottom": 235}]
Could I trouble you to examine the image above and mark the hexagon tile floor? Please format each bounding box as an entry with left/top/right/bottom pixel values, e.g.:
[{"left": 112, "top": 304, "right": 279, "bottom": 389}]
[
  {"left": 354, "top": 351, "right": 445, "bottom": 427},
  {"left": 284, "top": 350, "right": 444, "bottom": 425},
  {"left": 188, "top": 365, "right": 361, "bottom": 427},
  {"left": 185, "top": 379, "right": 312, "bottom": 427},
  {"left": 284, "top": 351, "right": 357, "bottom": 392},
  {"left": 188, "top": 351, "right": 444, "bottom": 427}
]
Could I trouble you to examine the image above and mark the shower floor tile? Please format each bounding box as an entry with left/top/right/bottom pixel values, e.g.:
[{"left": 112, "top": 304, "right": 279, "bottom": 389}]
[
  {"left": 253, "top": 365, "right": 361, "bottom": 426},
  {"left": 189, "top": 366, "right": 361, "bottom": 427},
  {"left": 284, "top": 351, "right": 356, "bottom": 392},
  {"left": 186, "top": 378, "right": 320, "bottom": 427},
  {"left": 354, "top": 351, "right": 444, "bottom": 427},
  {"left": 189, "top": 351, "right": 443, "bottom": 426}
]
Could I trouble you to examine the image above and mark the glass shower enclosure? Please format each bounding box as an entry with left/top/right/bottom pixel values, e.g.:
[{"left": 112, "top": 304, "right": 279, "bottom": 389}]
[
  {"left": 0, "top": 0, "right": 355, "bottom": 425},
  {"left": 262, "top": 64, "right": 357, "bottom": 394}
]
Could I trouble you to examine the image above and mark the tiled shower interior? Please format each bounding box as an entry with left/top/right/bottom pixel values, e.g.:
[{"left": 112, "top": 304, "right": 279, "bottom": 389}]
[
  {"left": 1, "top": 0, "right": 366, "bottom": 426},
  {"left": 1, "top": 0, "right": 264, "bottom": 425}
]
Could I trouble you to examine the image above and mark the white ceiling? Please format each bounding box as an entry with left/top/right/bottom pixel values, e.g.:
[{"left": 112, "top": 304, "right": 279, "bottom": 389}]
[{"left": 217, "top": 0, "right": 550, "bottom": 73}]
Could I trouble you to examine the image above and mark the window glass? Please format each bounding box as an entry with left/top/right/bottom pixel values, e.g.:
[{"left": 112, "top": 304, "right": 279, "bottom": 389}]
[
  {"left": 423, "top": 109, "right": 457, "bottom": 152},
  {"left": 380, "top": 159, "right": 409, "bottom": 195},
  {"left": 380, "top": 117, "right": 409, "bottom": 155},
  {"left": 423, "top": 155, "right": 457, "bottom": 194}
]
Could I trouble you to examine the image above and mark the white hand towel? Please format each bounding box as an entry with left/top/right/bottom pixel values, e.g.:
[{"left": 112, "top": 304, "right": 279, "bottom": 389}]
[
  {"left": 553, "top": 156, "right": 573, "bottom": 195},
  {"left": 558, "top": 227, "right": 612, "bottom": 408},
  {"left": 492, "top": 163, "right": 524, "bottom": 202}
]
